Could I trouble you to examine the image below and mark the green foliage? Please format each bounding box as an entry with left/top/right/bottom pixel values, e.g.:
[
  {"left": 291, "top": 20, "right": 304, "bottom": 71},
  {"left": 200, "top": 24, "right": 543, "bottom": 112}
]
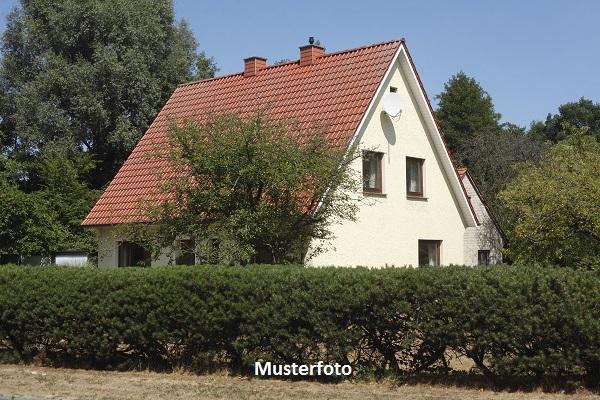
[
  {"left": 435, "top": 72, "right": 543, "bottom": 234},
  {"left": 529, "top": 98, "right": 600, "bottom": 143},
  {"left": 460, "top": 124, "right": 543, "bottom": 222},
  {"left": 133, "top": 112, "right": 361, "bottom": 264},
  {"left": 0, "top": 179, "right": 67, "bottom": 256},
  {"left": 0, "top": 0, "right": 217, "bottom": 188},
  {"left": 0, "top": 0, "right": 216, "bottom": 258},
  {"left": 435, "top": 72, "right": 501, "bottom": 164},
  {"left": 0, "top": 148, "right": 99, "bottom": 257},
  {"left": 34, "top": 150, "right": 100, "bottom": 252},
  {"left": 500, "top": 133, "right": 600, "bottom": 269},
  {"left": 0, "top": 265, "right": 598, "bottom": 385}
]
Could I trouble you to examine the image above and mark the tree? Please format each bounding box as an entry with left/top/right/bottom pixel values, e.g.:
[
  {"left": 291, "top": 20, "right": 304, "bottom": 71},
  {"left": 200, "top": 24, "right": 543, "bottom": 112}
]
[
  {"left": 0, "top": 178, "right": 67, "bottom": 260},
  {"left": 529, "top": 97, "right": 600, "bottom": 143},
  {"left": 131, "top": 112, "right": 361, "bottom": 264},
  {"left": 460, "top": 123, "right": 543, "bottom": 221},
  {"left": 499, "top": 130, "right": 600, "bottom": 269},
  {"left": 0, "top": 0, "right": 217, "bottom": 189},
  {"left": 34, "top": 150, "right": 100, "bottom": 253},
  {"left": 435, "top": 72, "right": 501, "bottom": 165}
]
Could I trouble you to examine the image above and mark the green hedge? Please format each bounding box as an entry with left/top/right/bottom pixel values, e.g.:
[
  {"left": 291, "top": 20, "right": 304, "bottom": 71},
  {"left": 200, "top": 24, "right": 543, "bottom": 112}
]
[{"left": 0, "top": 265, "right": 598, "bottom": 383}]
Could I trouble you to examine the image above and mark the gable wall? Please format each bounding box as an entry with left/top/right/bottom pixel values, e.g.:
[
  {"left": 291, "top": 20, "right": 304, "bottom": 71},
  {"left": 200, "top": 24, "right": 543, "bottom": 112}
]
[
  {"left": 462, "top": 176, "right": 504, "bottom": 265},
  {"left": 308, "top": 58, "right": 469, "bottom": 267}
]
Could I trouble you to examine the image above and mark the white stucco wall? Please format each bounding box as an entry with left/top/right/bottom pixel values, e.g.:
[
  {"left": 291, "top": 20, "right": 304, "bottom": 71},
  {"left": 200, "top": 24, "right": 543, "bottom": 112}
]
[
  {"left": 307, "top": 57, "right": 471, "bottom": 267},
  {"left": 461, "top": 176, "right": 504, "bottom": 265},
  {"left": 95, "top": 226, "right": 173, "bottom": 267}
]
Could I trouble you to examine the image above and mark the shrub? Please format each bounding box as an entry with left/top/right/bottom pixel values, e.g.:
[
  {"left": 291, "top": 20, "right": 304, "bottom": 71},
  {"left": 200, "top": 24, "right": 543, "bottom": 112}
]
[{"left": 0, "top": 264, "right": 598, "bottom": 384}]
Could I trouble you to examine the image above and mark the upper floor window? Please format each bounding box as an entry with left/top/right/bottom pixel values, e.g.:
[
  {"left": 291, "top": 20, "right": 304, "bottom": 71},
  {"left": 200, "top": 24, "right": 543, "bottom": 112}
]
[
  {"left": 406, "top": 157, "right": 424, "bottom": 197},
  {"left": 362, "top": 151, "right": 383, "bottom": 194}
]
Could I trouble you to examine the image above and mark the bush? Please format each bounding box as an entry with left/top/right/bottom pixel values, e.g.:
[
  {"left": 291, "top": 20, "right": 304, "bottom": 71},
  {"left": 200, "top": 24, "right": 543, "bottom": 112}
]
[{"left": 0, "top": 265, "right": 598, "bottom": 384}]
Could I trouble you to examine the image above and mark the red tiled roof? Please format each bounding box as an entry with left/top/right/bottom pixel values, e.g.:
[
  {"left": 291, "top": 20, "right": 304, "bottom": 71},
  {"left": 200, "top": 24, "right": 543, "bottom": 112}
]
[{"left": 83, "top": 39, "right": 403, "bottom": 226}]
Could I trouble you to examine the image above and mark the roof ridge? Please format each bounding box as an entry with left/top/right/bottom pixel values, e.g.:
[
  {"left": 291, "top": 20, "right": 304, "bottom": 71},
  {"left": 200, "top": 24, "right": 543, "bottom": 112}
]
[
  {"left": 177, "top": 38, "right": 405, "bottom": 88},
  {"left": 319, "top": 37, "right": 404, "bottom": 59}
]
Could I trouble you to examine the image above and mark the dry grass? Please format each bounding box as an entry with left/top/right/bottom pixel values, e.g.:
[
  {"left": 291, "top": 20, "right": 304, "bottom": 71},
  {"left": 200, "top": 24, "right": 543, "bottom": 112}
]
[{"left": 0, "top": 364, "right": 598, "bottom": 400}]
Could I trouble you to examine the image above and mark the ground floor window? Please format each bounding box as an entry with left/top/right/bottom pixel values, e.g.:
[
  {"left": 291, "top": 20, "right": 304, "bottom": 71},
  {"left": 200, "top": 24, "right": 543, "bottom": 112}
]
[
  {"left": 478, "top": 250, "right": 491, "bottom": 266},
  {"left": 176, "top": 239, "right": 196, "bottom": 265},
  {"left": 118, "top": 241, "right": 150, "bottom": 267},
  {"left": 418, "top": 240, "right": 441, "bottom": 266}
]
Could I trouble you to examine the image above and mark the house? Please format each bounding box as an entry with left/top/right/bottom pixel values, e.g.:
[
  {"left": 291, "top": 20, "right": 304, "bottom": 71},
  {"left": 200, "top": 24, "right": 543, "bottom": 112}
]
[{"left": 83, "top": 38, "right": 503, "bottom": 267}]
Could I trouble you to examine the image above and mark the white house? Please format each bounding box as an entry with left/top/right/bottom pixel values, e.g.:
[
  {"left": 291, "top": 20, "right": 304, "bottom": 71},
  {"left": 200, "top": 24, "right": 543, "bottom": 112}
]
[{"left": 83, "top": 38, "right": 503, "bottom": 267}]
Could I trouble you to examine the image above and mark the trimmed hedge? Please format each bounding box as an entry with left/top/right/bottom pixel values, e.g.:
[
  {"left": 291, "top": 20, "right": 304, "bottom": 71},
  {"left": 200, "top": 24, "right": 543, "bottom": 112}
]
[{"left": 0, "top": 265, "right": 598, "bottom": 383}]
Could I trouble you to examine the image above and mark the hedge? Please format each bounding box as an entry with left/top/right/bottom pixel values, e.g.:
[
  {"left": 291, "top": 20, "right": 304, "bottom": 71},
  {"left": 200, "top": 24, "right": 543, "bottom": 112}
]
[{"left": 0, "top": 265, "right": 598, "bottom": 384}]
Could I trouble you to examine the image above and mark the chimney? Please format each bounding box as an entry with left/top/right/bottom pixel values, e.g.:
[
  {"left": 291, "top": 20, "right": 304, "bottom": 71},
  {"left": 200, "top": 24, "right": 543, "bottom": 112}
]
[
  {"left": 244, "top": 56, "right": 267, "bottom": 77},
  {"left": 299, "top": 44, "right": 324, "bottom": 66}
]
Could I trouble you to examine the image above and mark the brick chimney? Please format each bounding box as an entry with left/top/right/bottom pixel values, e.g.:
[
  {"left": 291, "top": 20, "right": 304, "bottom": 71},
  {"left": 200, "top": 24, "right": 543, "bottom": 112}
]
[
  {"left": 244, "top": 57, "right": 267, "bottom": 77},
  {"left": 299, "top": 44, "right": 324, "bottom": 66}
]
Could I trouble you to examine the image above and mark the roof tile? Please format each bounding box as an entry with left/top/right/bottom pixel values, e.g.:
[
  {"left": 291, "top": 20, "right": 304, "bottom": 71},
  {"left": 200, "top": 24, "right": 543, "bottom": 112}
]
[{"left": 83, "top": 39, "right": 403, "bottom": 226}]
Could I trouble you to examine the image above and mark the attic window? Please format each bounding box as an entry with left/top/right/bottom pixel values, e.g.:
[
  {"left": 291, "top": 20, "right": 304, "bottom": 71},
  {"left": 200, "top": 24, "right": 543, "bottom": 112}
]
[{"left": 390, "top": 86, "right": 398, "bottom": 93}]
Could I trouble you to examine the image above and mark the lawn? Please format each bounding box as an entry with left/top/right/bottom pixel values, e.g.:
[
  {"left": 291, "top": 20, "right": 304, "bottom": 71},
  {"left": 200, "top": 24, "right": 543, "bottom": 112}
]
[{"left": 0, "top": 365, "right": 598, "bottom": 400}]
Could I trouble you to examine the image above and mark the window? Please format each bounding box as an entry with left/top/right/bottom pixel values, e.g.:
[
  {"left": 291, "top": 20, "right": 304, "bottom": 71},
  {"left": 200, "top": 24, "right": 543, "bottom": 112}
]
[
  {"left": 478, "top": 250, "right": 491, "bottom": 266},
  {"left": 195, "top": 237, "right": 220, "bottom": 264},
  {"left": 176, "top": 239, "right": 196, "bottom": 265},
  {"left": 362, "top": 151, "right": 383, "bottom": 193},
  {"left": 418, "top": 240, "right": 441, "bottom": 266},
  {"left": 406, "top": 157, "right": 424, "bottom": 197},
  {"left": 118, "top": 241, "right": 150, "bottom": 267},
  {"left": 390, "top": 86, "right": 398, "bottom": 93}
]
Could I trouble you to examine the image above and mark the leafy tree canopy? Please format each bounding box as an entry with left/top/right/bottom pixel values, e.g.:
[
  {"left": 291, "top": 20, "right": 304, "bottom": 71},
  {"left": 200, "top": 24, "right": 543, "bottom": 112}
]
[
  {"left": 500, "top": 128, "right": 600, "bottom": 269},
  {"left": 0, "top": 0, "right": 216, "bottom": 259},
  {"left": 460, "top": 124, "right": 543, "bottom": 225},
  {"left": 435, "top": 71, "right": 501, "bottom": 165},
  {"left": 129, "top": 112, "right": 361, "bottom": 265},
  {"left": 0, "top": 176, "right": 67, "bottom": 258},
  {"left": 0, "top": 0, "right": 217, "bottom": 188},
  {"left": 529, "top": 97, "right": 600, "bottom": 143},
  {"left": 0, "top": 148, "right": 98, "bottom": 258}
]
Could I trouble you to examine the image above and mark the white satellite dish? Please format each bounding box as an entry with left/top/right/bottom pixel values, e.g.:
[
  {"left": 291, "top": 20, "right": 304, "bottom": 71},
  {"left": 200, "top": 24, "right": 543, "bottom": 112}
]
[{"left": 382, "top": 92, "right": 402, "bottom": 117}]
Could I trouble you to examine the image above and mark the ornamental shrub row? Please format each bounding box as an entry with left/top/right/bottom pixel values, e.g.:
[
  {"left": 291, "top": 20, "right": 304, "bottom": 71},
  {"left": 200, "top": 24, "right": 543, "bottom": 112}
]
[{"left": 0, "top": 265, "right": 598, "bottom": 384}]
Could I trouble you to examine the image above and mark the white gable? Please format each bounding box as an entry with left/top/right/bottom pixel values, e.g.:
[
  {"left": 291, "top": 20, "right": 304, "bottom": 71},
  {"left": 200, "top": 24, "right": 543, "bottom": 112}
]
[{"left": 309, "top": 43, "right": 479, "bottom": 267}]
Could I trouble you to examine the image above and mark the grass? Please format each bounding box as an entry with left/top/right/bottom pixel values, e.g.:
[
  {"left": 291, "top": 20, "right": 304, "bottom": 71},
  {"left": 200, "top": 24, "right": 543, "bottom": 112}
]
[{"left": 0, "top": 365, "right": 598, "bottom": 400}]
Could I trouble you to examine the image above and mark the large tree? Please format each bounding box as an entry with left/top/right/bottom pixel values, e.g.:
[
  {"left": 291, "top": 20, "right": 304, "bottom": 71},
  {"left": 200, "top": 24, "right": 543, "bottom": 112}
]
[
  {"left": 435, "top": 72, "right": 543, "bottom": 231},
  {"left": 529, "top": 97, "right": 600, "bottom": 143},
  {"left": 460, "top": 123, "right": 543, "bottom": 220},
  {"left": 435, "top": 72, "right": 501, "bottom": 165},
  {"left": 0, "top": 176, "right": 67, "bottom": 260},
  {"left": 0, "top": 0, "right": 216, "bottom": 189},
  {"left": 129, "top": 112, "right": 361, "bottom": 265},
  {"left": 500, "top": 131, "right": 600, "bottom": 269}
]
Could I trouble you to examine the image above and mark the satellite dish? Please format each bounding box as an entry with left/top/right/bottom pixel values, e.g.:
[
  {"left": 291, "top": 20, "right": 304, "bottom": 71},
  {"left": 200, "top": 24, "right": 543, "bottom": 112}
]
[{"left": 382, "top": 92, "right": 402, "bottom": 117}]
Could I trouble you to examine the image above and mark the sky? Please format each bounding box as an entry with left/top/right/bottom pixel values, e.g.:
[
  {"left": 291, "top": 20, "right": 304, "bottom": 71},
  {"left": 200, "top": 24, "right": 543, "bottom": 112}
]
[{"left": 1, "top": 0, "right": 599, "bottom": 128}]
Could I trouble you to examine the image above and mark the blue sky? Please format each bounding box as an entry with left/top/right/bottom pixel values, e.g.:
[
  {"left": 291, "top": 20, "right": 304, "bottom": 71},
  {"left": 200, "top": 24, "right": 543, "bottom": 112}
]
[{"left": 1, "top": 0, "right": 599, "bottom": 127}]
